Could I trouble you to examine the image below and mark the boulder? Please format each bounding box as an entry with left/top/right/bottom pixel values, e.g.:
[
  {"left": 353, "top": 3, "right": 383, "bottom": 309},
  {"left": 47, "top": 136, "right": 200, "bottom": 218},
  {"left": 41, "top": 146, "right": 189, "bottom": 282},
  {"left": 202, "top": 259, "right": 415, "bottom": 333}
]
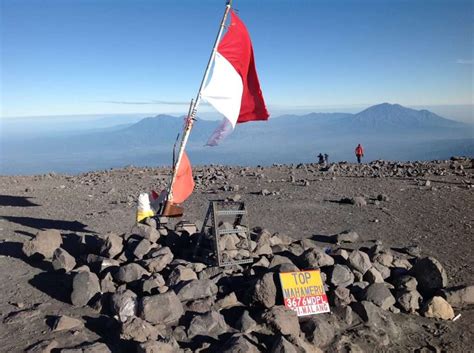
[
  {"left": 176, "top": 279, "right": 218, "bottom": 302},
  {"left": 348, "top": 250, "right": 372, "bottom": 274},
  {"left": 270, "top": 336, "right": 299, "bottom": 353},
  {"left": 330, "top": 265, "right": 355, "bottom": 287},
  {"left": 132, "top": 238, "right": 153, "bottom": 260},
  {"left": 235, "top": 310, "right": 257, "bottom": 333},
  {"left": 114, "top": 263, "right": 150, "bottom": 283},
  {"left": 110, "top": 288, "right": 138, "bottom": 322},
  {"left": 70, "top": 271, "right": 100, "bottom": 307},
  {"left": 136, "top": 340, "right": 176, "bottom": 353},
  {"left": 396, "top": 290, "right": 422, "bottom": 313},
  {"left": 302, "top": 248, "right": 334, "bottom": 268},
  {"left": 142, "top": 247, "right": 174, "bottom": 273},
  {"left": 441, "top": 285, "right": 474, "bottom": 308},
  {"left": 300, "top": 314, "right": 335, "bottom": 348},
  {"left": 132, "top": 223, "right": 160, "bottom": 242},
  {"left": 412, "top": 257, "right": 448, "bottom": 294},
  {"left": 52, "top": 248, "right": 76, "bottom": 272},
  {"left": 363, "top": 283, "right": 396, "bottom": 310},
  {"left": 221, "top": 334, "right": 260, "bottom": 353},
  {"left": 262, "top": 306, "right": 300, "bottom": 339},
  {"left": 335, "top": 230, "right": 359, "bottom": 243},
  {"left": 99, "top": 232, "right": 123, "bottom": 258},
  {"left": 421, "top": 296, "right": 455, "bottom": 320},
  {"left": 23, "top": 229, "right": 63, "bottom": 259},
  {"left": 139, "top": 291, "right": 184, "bottom": 325},
  {"left": 187, "top": 310, "right": 228, "bottom": 339},
  {"left": 252, "top": 272, "right": 277, "bottom": 308},
  {"left": 51, "top": 315, "right": 84, "bottom": 332},
  {"left": 120, "top": 317, "right": 163, "bottom": 342}
]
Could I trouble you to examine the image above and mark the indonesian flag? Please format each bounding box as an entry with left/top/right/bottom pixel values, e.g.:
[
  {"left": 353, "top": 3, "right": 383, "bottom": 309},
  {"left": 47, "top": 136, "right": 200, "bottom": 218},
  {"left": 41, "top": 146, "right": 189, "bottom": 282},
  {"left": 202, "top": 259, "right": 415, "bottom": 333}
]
[
  {"left": 202, "top": 11, "right": 269, "bottom": 146},
  {"left": 172, "top": 151, "right": 195, "bottom": 203}
]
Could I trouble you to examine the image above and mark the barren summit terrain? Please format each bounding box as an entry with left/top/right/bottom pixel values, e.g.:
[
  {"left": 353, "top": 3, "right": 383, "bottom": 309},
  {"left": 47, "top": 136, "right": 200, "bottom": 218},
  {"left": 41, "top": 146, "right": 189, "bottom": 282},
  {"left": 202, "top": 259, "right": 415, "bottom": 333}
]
[{"left": 0, "top": 158, "right": 473, "bottom": 352}]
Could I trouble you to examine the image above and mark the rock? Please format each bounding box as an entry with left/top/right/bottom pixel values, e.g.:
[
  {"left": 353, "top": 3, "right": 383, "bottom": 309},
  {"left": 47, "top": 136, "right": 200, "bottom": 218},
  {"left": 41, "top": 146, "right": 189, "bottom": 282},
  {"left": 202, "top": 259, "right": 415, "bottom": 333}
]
[
  {"left": 221, "top": 334, "right": 260, "bottom": 353},
  {"left": 185, "top": 297, "right": 214, "bottom": 313},
  {"left": 176, "top": 279, "right": 218, "bottom": 302},
  {"left": 23, "top": 229, "right": 63, "bottom": 259},
  {"left": 252, "top": 272, "right": 277, "bottom": 308},
  {"left": 51, "top": 315, "right": 84, "bottom": 332},
  {"left": 25, "top": 339, "right": 59, "bottom": 353},
  {"left": 396, "top": 289, "right": 422, "bottom": 313},
  {"left": 81, "top": 342, "right": 112, "bottom": 353},
  {"left": 351, "top": 301, "right": 390, "bottom": 327},
  {"left": 52, "top": 248, "right": 76, "bottom": 272},
  {"left": 377, "top": 194, "right": 389, "bottom": 201},
  {"left": 348, "top": 250, "right": 372, "bottom": 274},
  {"left": 270, "top": 336, "right": 299, "bottom": 353},
  {"left": 120, "top": 317, "right": 163, "bottom": 342},
  {"left": 441, "top": 285, "right": 474, "bottom": 308},
  {"left": 269, "top": 255, "right": 294, "bottom": 268},
  {"left": 70, "top": 271, "right": 100, "bottom": 306},
  {"left": 352, "top": 196, "right": 367, "bottom": 207},
  {"left": 363, "top": 283, "right": 396, "bottom": 310},
  {"left": 110, "top": 288, "right": 137, "bottom": 322},
  {"left": 262, "top": 306, "right": 300, "bottom": 339},
  {"left": 372, "top": 262, "right": 391, "bottom": 280},
  {"left": 99, "top": 232, "right": 123, "bottom": 258},
  {"left": 136, "top": 340, "right": 176, "bottom": 353},
  {"left": 412, "top": 257, "right": 448, "bottom": 294},
  {"left": 372, "top": 252, "right": 393, "bottom": 267},
  {"left": 330, "top": 265, "right": 355, "bottom": 287},
  {"left": 142, "top": 247, "right": 174, "bottom": 272},
  {"left": 133, "top": 238, "right": 153, "bottom": 259},
  {"left": 300, "top": 314, "right": 335, "bottom": 348},
  {"left": 392, "top": 258, "right": 412, "bottom": 270},
  {"left": 139, "top": 291, "right": 184, "bottom": 325},
  {"left": 332, "top": 286, "right": 352, "bottom": 307},
  {"left": 421, "top": 296, "right": 455, "bottom": 320},
  {"left": 302, "top": 248, "right": 334, "bottom": 268},
  {"left": 216, "top": 292, "right": 239, "bottom": 309},
  {"left": 100, "top": 273, "right": 116, "bottom": 293},
  {"left": 133, "top": 223, "right": 160, "bottom": 242},
  {"left": 168, "top": 266, "right": 198, "bottom": 286},
  {"left": 364, "top": 267, "right": 384, "bottom": 284},
  {"left": 393, "top": 275, "right": 418, "bottom": 291},
  {"left": 114, "top": 263, "right": 150, "bottom": 283},
  {"left": 235, "top": 310, "right": 257, "bottom": 332},
  {"left": 141, "top": 274, "right": 166, "bottom": 295},
  {"left": 187, "top": 310, "right": 228, "bottom": 339},
  {"left": 336, "top": 230, "right": 359, "bottom": 243}
]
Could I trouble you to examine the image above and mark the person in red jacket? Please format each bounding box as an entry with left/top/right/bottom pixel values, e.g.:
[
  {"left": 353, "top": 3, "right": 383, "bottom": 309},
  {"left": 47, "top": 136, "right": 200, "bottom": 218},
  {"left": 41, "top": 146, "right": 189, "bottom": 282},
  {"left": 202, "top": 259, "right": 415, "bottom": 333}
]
[{"left": 355, "top": 144, "right": 364, "bottom": 163}]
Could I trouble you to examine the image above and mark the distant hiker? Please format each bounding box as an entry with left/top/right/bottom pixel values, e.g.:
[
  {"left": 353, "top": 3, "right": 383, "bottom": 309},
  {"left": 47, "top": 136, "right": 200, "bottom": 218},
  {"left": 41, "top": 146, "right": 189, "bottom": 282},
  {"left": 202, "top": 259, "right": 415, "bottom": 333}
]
[
  {"left": 355, "top": 144, "right": 364, "bottom": 163},
  {"left": 318, "top": 153, "right": 325, "bottom": 165},
  {"left": 324, "top": 153, "right": 329, "bottom": 165}
]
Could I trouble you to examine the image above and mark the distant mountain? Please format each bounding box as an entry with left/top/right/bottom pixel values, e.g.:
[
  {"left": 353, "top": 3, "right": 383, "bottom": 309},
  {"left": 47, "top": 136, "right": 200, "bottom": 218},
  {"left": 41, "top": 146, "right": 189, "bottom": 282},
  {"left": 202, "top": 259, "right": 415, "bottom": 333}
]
[{"left": 1, "top": 103, "right": 472, "bottom": 174}]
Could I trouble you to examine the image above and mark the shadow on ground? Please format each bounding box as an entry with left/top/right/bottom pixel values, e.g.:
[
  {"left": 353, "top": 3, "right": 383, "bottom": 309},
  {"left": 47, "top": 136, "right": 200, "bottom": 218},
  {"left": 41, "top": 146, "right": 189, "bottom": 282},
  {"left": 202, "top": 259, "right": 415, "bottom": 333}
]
[
  {"left": 0, "top": 195, "right": 40, "bottom": 207},
  {"left": 1, "top": 216, "right": 94, "bottom": 233}
]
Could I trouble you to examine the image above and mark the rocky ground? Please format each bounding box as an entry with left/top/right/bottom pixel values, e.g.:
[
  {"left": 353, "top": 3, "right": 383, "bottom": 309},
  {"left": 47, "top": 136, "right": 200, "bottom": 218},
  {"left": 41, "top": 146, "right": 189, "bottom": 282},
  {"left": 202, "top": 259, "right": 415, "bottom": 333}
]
[{"left": 0, "top": 157, "right": 473, "bottom": 352}]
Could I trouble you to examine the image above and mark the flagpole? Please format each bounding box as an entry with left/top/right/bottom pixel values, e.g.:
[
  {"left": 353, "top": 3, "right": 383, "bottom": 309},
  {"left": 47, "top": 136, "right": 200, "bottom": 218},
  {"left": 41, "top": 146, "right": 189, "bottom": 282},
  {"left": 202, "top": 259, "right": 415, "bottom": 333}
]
[{"left": 166, "top": 0, "right": 233, "bottom": 204}]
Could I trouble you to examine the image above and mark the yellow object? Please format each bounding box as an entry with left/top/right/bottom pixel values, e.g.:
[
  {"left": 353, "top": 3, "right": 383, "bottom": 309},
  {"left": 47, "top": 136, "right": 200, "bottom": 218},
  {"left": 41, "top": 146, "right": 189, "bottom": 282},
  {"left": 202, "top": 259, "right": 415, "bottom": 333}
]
[
  {"left": 136, "top": 209, "right": 154, "bottom": 223},
  {"left": 136, "top": 193, "right": 154, "bottom": 222}
]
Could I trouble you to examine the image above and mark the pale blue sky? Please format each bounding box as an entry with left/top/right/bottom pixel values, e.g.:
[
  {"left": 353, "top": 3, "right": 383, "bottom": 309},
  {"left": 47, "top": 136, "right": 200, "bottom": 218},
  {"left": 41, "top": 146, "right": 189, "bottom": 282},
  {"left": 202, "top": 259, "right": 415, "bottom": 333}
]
[{"left": 1, "top": 0, "right": 473, "bottom": 119}]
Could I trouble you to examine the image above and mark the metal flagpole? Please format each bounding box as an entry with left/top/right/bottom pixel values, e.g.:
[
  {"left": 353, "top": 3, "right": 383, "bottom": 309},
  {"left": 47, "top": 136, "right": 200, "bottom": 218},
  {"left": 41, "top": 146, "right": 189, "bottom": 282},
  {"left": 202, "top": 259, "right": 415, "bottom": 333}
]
[{"left": 166, "top": 0, "right": 233, "bottom": 205}]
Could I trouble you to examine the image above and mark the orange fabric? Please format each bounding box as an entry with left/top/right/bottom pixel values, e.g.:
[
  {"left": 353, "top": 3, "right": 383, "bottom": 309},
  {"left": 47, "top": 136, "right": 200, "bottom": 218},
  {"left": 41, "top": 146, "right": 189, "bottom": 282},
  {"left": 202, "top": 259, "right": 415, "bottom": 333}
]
[
  {"left": 172, "top": 151, "right": 195, "bottom": 204},
  {"left": 355, "top": 145, "right": 364, "bottom": 156}
]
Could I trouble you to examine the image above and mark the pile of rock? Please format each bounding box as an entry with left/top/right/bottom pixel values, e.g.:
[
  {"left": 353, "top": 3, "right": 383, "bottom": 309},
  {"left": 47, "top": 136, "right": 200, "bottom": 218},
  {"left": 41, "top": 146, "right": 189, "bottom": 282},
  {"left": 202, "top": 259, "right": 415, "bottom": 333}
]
[{"left": 21, "top": 222, "right": 473, "bottom": 352}]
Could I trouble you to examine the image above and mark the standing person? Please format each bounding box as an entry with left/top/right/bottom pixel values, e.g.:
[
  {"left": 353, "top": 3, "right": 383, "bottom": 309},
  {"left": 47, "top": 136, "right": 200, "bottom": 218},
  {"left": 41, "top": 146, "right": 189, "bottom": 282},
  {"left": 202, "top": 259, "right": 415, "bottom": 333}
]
[
  {"left": 355, "top": 144, "right": 364, "bottom": 163},
  {"left": 317, "top": 153, "right": 325, "bottom": 165},
  {"left": 324, "top": 153, "right": 329, "bottom": 166}
]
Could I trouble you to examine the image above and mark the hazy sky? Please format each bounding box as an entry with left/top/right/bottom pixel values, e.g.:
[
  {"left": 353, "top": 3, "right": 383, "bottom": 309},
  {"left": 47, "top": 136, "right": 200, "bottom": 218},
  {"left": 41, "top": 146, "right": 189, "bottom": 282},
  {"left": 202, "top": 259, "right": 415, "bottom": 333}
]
[{"left": 1, "top": 0, "right": 473, "bottom": 119}]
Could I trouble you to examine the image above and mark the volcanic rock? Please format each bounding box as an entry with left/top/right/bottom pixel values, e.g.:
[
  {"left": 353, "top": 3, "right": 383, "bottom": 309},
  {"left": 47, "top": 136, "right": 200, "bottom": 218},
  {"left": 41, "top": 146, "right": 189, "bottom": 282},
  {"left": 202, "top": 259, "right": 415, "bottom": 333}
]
[
  {"left": 421, "top": 296, "right": 455, "bottom": 320},
  {"left": 300, "top": 314, "right": 335, "bottom": 348},
  {"left": 396, "top": 290, "right": 422, "bottom": 313},
  {"left": 23, "top": 229, "right": 63, "bottom": 259},
  {"left": 441, "top": 285, "right": 474, "bottom": 308},
  {"left": 139, "top": 291, "right": 184, "bottom": 325},
  {"left": 302, "top": 248, "right": 335, "bottom": 268},
  {"left": 176, "top": 279, "right": 218, "bottom": 302},
  {"left": 141, "top": 247, "right": 174, "bottom": 272},
  {"left": 120, "top": 316, "right": 163, "bottom": 342},
  {"left": 348, "top": 250, "right": 372, "bottom": 274},
  {"left": 51, "top": 315, "right": 84, "bottom": 332},
  {"left": 52, "top": 248, "right": 76, "bottom": 272},
  {"left": 363, "top": 283, "right": 396, "bottom": 310},
  {"left": 110, "top": 288, "right": 138, "bottom": 322},
  {"left": 136, "top": 340, "right": 176, "bottom": 353},
  {"left": 114, "top": 263, "right": 150, "bottom": 283},
  {"left": 330, "top": 265, "right": 355, "bottom": 287},
  {"left": 235, "top": 310, "right": 257, "bottom": 333},
  {"left": 252, "top": 272, "right": 277, "bottom": 308},
  {"left": 99, "top": 232, "right": 123, "bottom": 258},
  {"left": 70, "top": 270, "right": 100, "bottom": 306},
  {"left": 336, "top": 230, "right": 359, "bottom": 243},
  {"left": 187, "top": 310, "right": 228, "bottom": 339},
  {"left": 263, "top": 306, "right": 300, "bottom": 339},
  {"left": 221, "top": 335, "right": 260, "bottom": 353},
  {"left": 412, "top": 257, "right": 448, "bottom": 294}
]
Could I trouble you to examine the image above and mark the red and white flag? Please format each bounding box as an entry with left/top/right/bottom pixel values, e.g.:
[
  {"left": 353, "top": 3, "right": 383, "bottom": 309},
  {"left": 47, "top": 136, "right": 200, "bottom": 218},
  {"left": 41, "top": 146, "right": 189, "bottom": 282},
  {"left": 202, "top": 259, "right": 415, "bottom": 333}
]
[
  {"left": 202, "top": 11, "right": 269, "bottom": 146},
  {"left": 172, "top": 151, "right": 194, "bottom": 203}
]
